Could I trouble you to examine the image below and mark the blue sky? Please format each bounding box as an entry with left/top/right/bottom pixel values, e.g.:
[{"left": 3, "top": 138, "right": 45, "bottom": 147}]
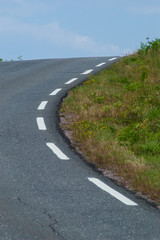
[{"left": 0, "top": 0, "right": 160, "bottom": 60}]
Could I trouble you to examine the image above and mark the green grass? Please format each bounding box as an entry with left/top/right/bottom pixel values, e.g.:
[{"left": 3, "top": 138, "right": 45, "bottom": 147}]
[
  {"left": 60, "top": 38, "right": 160, "bottom": 205},
  {"left": 0, "top": 56, "right": 23, "bottom": 61}
]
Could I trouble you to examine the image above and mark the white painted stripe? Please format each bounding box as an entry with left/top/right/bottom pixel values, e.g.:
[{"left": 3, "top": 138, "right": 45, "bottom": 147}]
[
  {"left": 36, "top": 117, "right": 47, "bottom": 130},
  {"left": 81, "top": 69, "right": 93, "bottom": 75},
  {"left": 88, "top": 178, "right": 137, "bottom": 206},
  {"left": 49, "top": 88, "right": 62, "bottom": 96},
  {"left": 46, "top": 142, "right": 69, "bottom": 160},
  {"left": 96, "top": 62, "right": 106, "bottom": 67},
  {"left": 38, "top": 101, "right": 48, "bottom": 110},
  {"left": 108, "top": 57, "right": 117, "bottom": 61},
  {"left": 65, "top": 78, "right": 78, "bottom": 85}
]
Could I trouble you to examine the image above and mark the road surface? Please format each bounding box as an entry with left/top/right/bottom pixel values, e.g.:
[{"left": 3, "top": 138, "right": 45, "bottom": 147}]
[{"left": 0, "top": 57, "right": 160, "bottom": 240}]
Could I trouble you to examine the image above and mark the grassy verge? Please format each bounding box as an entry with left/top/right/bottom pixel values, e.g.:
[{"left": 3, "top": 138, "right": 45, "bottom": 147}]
[{"left": 60, "top": 38, "right": 160, "bottom": 206}]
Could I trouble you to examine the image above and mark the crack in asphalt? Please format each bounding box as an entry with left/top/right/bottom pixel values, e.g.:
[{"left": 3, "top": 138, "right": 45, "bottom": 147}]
[
  {"left": 48, "top": 224, "right": 66, "bottom": 240},
  {"left": 17, "top": 198, "right": 64, "bottom": 239},
  {"left": 17, "top": 197, "right": 31, "bottom": 208},
  {"left": 43, "top": 209, "right": 65, "bottom": 240}
]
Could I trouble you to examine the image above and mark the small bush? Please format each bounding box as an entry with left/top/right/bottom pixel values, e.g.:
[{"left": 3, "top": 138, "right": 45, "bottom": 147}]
[{"left": 138, "top": 38, "right": 160, "bottom": 54}]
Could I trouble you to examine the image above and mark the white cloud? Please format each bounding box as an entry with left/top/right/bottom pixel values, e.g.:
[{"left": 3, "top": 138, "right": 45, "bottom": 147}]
[{"left": 0, "top": 17, "right": 129, "bottom": 56}]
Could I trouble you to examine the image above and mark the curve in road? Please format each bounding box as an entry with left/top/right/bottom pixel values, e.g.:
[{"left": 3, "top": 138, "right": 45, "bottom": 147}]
[{"left": 0, "top": 57, "right": 160, "bottom": 240}]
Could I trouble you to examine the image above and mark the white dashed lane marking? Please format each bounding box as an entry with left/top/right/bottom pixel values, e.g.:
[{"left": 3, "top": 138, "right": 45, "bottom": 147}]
[
  {"left": 96, "top": 62, "right": 106, "bottom": 67},
  {"left": 65, "top": 78, "right": 78, "bottom": 85},
  {"left": 81, "top": 69, "right": 93, "bottom": 75},
  {"left": 38, "top": 101, "right": 48, "bottom": 110},
  {"left": 88, "top": 178, "right": 138, "bottom": 206},
  {"left": 108, "top": 57, "right": 117, "bottom": 61},
  {"left": 49, "top": 88, "right": 62, "bottom": 96},
  {"left": 36, "top": 59, "right": 119, "bottom": 158},
  {"left": 46, "top": 142, "right": 70, "bottom": 160},
  {"left": 36, "top": 117, "right": 47, "bottom": 130}
]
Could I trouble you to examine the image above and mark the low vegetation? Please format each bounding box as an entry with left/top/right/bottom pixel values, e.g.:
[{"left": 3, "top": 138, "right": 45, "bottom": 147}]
[
  {"left": 60, "top": 38, "right": 160, "bottom": 205},
  {"left": 0, "top": 56, "right": 23, "bottom": 61}
]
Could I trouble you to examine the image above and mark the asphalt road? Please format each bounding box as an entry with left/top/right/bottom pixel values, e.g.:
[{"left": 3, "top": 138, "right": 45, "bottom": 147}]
[{"left": 0, "top": 57, "right": 160, "bottom": 240}]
